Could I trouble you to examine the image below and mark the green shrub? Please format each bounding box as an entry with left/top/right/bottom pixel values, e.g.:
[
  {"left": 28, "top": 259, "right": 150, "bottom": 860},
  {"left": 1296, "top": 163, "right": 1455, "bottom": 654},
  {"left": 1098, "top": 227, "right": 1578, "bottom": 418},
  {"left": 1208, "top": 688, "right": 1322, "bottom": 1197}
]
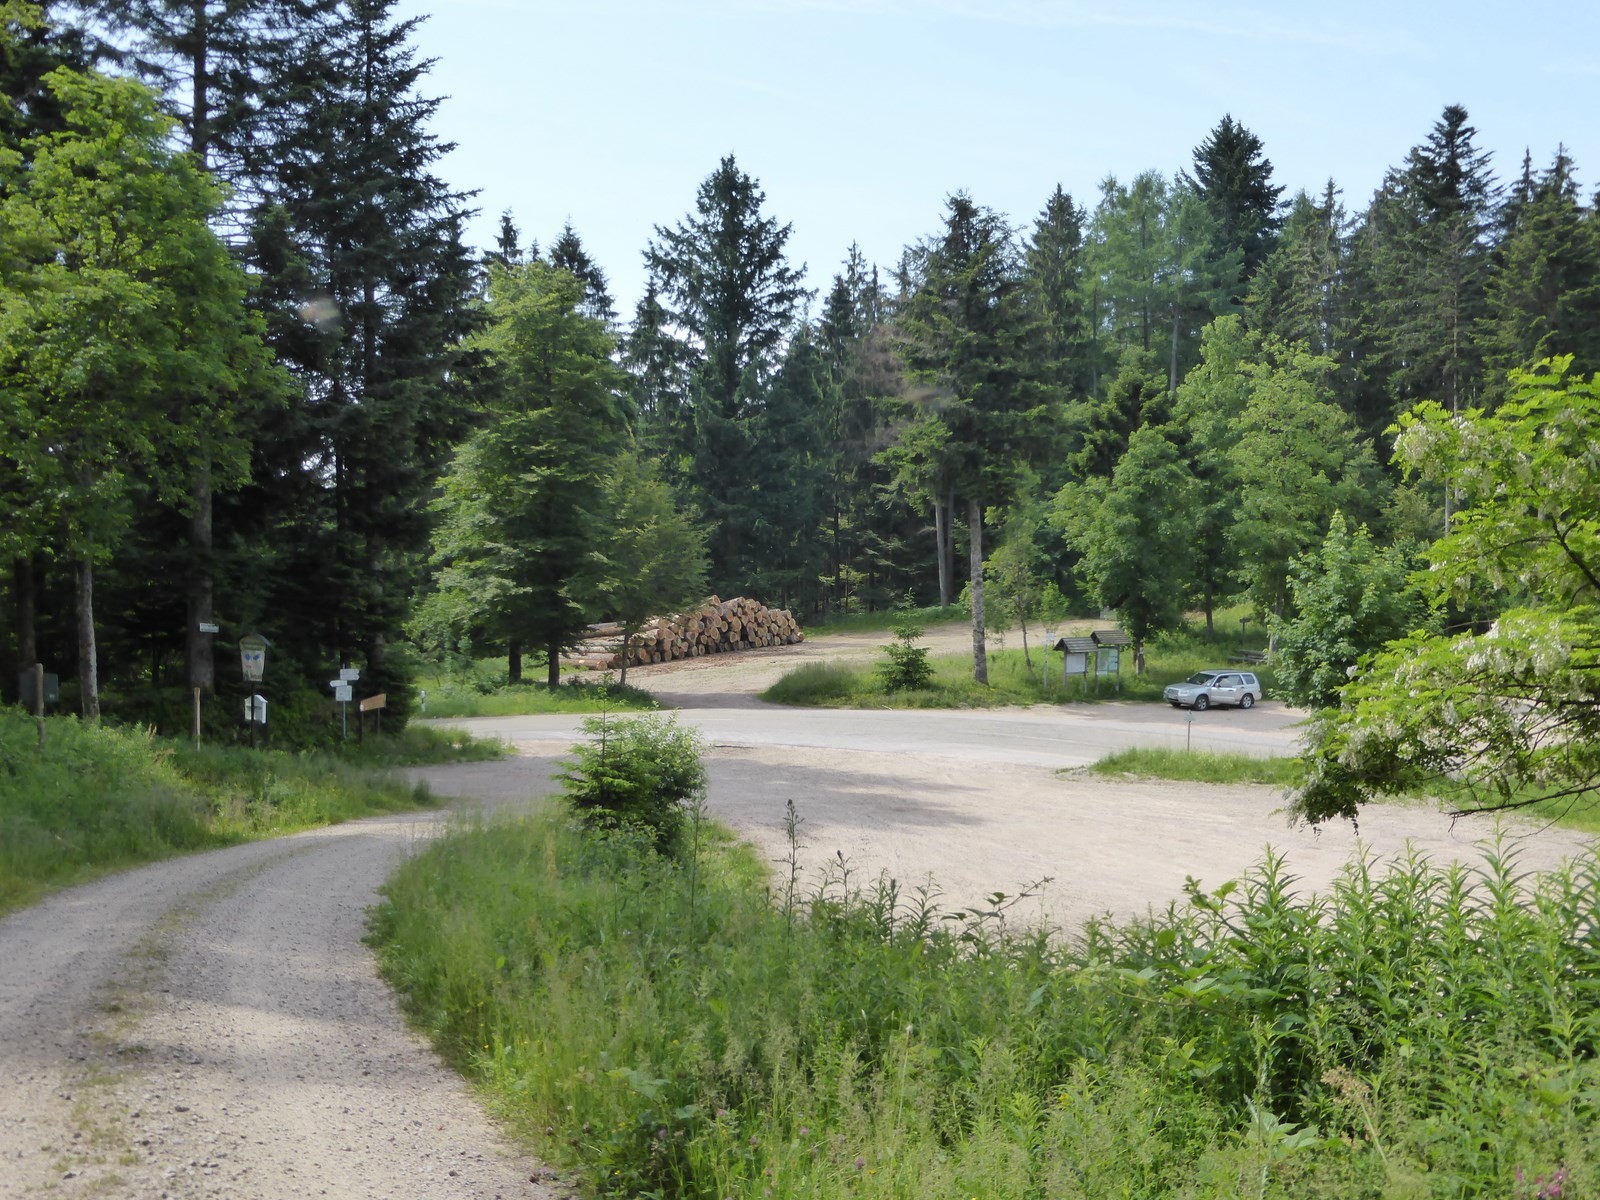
[{"left": 557, "top": 714, "right": 706, "bottom": 853}]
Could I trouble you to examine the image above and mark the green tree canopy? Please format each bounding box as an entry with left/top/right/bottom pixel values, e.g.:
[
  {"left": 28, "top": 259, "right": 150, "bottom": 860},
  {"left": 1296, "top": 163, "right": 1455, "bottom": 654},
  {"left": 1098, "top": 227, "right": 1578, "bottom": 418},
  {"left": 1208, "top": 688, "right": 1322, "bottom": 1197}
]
[
  {"left": 0, "top": 65, "right": 275, "bottom": 716},
  {"left": 1054, "top": 424, "right": 1195, "bottom": 665},
  {"left": 418, "top": 263, "right": 628, "bottom": 686},
  {"left": 1292, "top": 359, "right": 1600, "bottom": 824},
  {"left": 583, "top": 451, "right": 707, "bottom": 687},
  {"left": 1270, "top": 512, "right": 1428, "bottom": 709}
]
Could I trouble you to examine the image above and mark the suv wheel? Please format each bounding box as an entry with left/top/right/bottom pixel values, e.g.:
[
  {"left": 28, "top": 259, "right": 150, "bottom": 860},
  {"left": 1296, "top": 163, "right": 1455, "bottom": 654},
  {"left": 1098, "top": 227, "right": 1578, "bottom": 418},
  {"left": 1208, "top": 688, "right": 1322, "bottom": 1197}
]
[
  {"left": 1192, "top": 694, "right": 1210, "bottom": 712},
  {"left": 1240, "top": 692, "right": 1255, "bottom": 710}
]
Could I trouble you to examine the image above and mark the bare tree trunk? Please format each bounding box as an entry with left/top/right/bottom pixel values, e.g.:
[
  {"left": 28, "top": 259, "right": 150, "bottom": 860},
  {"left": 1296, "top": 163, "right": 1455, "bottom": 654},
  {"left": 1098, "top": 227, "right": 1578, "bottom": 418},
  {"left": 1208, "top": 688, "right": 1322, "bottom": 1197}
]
[
  {"left": 75, "top": 555, "right": 99, "bottom": 721},
  {"left": 968, "top": 497, "right": 987, "bottom": 686},
  {"left": 186, "top": 467, "right": 216, "bottom": 695},
  {"left": 1169, "top": 312, "right": 1181, "bottom": 393},
  {"left": 186, "top": 1, "right": 216, "bottom": 698},
  {"left": 508, "top": 638, "right": 522, "bottom": 684},
  {"left": 934, "top": 500, "right": 951, "bottom": 608},
  {"left": 546, "top": 639, "right": 560, "bottom": 688},
  {"left": 14, "top": 556, "right": 36, "bottom": 675},
  {"left": 617, "top": 627, "right": 631, "bottom": 687},
  {"left": 943, "top": 488, "right": 956, "bottom": 604}
]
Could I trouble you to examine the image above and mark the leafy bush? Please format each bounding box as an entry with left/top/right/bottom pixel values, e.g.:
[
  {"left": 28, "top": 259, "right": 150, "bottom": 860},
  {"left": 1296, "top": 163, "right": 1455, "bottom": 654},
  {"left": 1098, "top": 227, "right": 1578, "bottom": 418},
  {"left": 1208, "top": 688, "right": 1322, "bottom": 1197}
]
[
  {"left": 877, "top": 610, "right": 935, "bottom": 691},
  {"left": 558, "top": 714, "right": 706, "bottom": 853}
]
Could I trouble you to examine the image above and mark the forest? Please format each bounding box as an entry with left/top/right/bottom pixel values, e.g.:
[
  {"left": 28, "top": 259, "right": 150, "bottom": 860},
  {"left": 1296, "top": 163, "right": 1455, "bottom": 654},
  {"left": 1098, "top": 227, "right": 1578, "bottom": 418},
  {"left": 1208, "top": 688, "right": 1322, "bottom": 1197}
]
[{"left": 3, "top": 1, "right": 1599, "bottom": 791}]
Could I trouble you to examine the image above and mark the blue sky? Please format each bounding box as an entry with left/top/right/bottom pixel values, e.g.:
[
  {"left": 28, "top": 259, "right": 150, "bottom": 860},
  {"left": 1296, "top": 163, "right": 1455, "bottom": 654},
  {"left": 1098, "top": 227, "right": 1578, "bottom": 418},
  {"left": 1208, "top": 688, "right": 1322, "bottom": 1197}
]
[{"left": 395, "top": 0, "right": 1597, "bottom": 316}]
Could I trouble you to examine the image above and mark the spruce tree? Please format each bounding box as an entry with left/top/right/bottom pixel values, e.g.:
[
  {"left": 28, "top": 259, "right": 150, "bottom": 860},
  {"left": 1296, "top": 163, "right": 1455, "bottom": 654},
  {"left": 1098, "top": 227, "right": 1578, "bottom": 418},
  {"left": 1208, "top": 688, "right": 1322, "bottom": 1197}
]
[
  {"left": 1025, "top": 184, "right": 1097, "bottom": 398},
  {"left": 644, "top": 155, "right": 810, "bottom": 592},
  {"left": 1480, "top": 150, "right": 1600, "bottom": 391},
  {"left": 548, "top": 219, "right": 615, "bottom": 325},
  {"left": 896, "top": 193, "right": 1042, "bottom": 682},
  {"left": 1186, "top": 114, "right": 1284, "bottom": 283},
  {"left": 236, "top": 0, "right": 478, "bottom": 709},
  {"left": 1356, "top": 105, "right": 1497, "bottom": 438}
]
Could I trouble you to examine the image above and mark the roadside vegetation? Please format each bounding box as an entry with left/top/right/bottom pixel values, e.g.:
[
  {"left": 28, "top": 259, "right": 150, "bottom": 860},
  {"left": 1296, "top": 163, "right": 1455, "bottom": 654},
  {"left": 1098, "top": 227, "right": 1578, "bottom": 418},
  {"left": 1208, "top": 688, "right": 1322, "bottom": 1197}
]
[
  {"left": 764, "top": 620, "right": 1276, "bottom": 709},
  {"left": 373, "top": 727, "right": 1600, "bottom": 1199},
  {"left": 0, "top": 709, "right": 499, "bottom": 914},
  {"left": 1089, "top": 747, "right": 1303, "bottom": 787},
  {"left": 413, "top": 656, "right": 660, "bottom": 718}
]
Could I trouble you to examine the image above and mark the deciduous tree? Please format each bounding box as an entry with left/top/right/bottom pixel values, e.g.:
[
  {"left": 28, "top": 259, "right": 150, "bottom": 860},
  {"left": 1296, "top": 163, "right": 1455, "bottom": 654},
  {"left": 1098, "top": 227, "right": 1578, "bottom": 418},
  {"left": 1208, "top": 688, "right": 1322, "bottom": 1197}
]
[{"left": 1292, "top": 358, "right": 1600, "bottom": 824}]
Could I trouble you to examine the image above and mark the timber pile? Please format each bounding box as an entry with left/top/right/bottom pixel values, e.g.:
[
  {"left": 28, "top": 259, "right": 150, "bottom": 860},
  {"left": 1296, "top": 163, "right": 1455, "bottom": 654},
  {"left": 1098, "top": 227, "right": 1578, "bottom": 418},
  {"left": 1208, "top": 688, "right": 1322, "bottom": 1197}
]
[{"left": 565, "top": 596, "right": 804, "bottom": 671}]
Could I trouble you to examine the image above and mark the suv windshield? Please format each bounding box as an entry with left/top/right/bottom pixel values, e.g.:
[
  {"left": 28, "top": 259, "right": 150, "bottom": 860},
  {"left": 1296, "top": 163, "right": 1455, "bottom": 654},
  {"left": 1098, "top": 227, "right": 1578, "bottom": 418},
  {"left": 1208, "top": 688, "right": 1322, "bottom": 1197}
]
[{"left": 1185, "top": 672, "right": 1222, "bottom": 685}]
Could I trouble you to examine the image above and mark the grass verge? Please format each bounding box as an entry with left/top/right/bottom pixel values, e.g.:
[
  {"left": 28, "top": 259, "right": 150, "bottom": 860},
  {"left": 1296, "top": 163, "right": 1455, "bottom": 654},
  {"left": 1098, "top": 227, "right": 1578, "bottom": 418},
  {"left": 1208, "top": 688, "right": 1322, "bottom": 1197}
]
[
  {"left": 416, "top": 670, "right": 660, "bottom": 719},
  {"left": 372, "top": 806, "right": 1600, "bottom": 1199},
  {"left": 0, "top": 710, "right": 502, "bottom": 914},
  {"left": 1090, "top": 746, "right": 1304, "bottom": 787},
  {"left": 763, "top": 625, "right": 1278, "bottom": 709}
]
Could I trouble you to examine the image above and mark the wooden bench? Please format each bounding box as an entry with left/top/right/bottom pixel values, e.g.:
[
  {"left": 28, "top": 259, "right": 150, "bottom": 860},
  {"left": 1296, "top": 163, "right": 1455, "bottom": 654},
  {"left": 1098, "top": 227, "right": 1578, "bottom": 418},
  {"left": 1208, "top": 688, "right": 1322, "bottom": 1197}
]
[{"left": 1229, "top": 650, "right": 1267, "bottom": 665}]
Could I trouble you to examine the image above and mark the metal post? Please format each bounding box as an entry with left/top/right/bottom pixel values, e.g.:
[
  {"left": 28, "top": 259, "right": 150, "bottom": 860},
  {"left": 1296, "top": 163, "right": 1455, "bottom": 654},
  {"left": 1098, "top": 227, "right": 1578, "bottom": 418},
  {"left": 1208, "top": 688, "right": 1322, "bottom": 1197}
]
[{"left": 33, "top": 662, "right": 44, "bottom": 748}]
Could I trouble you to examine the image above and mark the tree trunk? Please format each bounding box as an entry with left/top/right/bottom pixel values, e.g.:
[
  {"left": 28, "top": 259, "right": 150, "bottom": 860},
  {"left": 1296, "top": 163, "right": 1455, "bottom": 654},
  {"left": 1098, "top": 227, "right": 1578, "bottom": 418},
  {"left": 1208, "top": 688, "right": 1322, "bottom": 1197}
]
[
  {"left": 75, "top": 555, "right": 99, "bottom": 721},
  {"left": 186, "top": 465, "right": 216, "bottom": 694},
  {"left": 508, "top": 639, "right": 522, "bottom": 684},
  {"left": 1204, "top": 580, "right": 1215, "bottom": 639},
  {"left": 943, "top": 488, "right": 956, "bottom": 605},
  {"left": 546, "top": 638, "right": 560, "bottom": 688},
  {"left": 968, "top": 497, "right": 987, "bottom": 686},
  {"left": 1169, "top": 311, "right": 1181, "bottom": 394},
  {"left": 934, "top": 500, "right": 951, "bottom": 608},
  {"left": 617, "top": 627, "right": 631, "bottom": 687},
  {"left": 1020, "top": 611, "right": 1032, "bottom": 675},
  {"left": 14, "top": 556, "right": 36, "bottom": 679},
  {"left": 184, "top": 3, "right": 217, "bottom": 699}
]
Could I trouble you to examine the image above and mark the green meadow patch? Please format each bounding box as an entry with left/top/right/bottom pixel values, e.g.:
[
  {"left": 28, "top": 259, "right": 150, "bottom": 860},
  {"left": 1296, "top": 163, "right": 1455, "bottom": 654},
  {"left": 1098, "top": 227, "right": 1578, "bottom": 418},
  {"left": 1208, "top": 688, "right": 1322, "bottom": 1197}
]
[
  {"left": 372, "top": 798, "right": 1600, "bottom": 1200},
  {"left": 0, "top": 710, "right": 500, "bottom": 914}
]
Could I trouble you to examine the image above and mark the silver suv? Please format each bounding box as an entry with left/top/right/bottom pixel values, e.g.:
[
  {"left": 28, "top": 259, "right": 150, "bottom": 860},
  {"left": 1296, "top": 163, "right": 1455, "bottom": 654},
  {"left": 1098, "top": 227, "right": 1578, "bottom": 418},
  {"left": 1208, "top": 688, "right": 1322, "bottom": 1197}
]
[{"left": 1164, "top": 670, "right": 1262, "bottom": 711}]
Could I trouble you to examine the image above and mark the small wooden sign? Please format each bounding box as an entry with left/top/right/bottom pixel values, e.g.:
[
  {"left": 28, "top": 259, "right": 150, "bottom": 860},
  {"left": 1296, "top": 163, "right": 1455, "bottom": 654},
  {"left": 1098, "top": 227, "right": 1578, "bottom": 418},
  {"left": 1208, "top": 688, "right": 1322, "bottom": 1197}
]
[{"left": 359, "top": 692, "right": 386, "bottom": 712}]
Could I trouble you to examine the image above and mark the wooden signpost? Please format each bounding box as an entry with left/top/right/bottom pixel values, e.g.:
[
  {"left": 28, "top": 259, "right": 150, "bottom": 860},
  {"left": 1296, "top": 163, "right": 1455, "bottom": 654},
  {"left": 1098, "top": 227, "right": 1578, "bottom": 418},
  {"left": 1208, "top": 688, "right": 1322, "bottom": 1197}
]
[{"left": 359, "top": 692, "right": 386, "bottom": 739}]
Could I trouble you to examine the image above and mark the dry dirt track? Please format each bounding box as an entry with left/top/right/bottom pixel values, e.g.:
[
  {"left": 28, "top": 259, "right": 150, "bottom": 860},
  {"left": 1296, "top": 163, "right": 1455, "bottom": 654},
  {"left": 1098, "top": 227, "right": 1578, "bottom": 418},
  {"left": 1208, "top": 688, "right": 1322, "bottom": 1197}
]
[{"left": 2, "top": 625, "right": 1596, "bottom": 1199}]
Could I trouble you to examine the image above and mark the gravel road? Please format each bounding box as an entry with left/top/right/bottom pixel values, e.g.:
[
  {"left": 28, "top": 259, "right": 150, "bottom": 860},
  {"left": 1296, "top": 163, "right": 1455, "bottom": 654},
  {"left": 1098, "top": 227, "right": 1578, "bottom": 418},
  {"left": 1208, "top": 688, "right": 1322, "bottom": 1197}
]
[
  {"left": 4, "top": 624, "right": 1594, "bottom": 1198},
  {"left": 0, "top": 811, "right": 567, "bottom": 1200}
]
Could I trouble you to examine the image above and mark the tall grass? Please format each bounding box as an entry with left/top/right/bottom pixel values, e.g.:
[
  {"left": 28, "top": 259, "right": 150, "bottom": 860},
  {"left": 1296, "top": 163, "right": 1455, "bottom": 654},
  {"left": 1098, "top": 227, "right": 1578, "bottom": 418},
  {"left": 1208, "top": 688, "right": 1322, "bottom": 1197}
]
[
  {"left": 372, "top": 809, "right": 1600, "bottom": 1199},
  {"left": 0, "top": 710, "right": 494, "bottom": 913}
]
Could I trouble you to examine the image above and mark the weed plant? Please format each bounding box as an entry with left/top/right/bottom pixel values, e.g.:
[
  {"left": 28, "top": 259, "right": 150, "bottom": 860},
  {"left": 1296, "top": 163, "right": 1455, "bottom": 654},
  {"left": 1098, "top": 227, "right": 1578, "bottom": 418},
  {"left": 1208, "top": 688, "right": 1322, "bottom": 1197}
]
[
  {"left": 372, "top": 810, "right": 1600, "bottom": 1199},
  {"left": 0, "top": 709, "right": 487, "bottom": 912}
]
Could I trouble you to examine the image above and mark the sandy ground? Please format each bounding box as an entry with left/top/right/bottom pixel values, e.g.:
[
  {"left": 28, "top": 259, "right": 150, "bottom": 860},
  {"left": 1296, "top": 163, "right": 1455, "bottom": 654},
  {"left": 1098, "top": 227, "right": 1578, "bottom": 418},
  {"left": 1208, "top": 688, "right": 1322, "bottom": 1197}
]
[
  {"left": 2, "top": 623, "right": 1593, "bottom": 1198},
  {"left": 414, "top": 742, "right": 1595, "bottom": 936}
]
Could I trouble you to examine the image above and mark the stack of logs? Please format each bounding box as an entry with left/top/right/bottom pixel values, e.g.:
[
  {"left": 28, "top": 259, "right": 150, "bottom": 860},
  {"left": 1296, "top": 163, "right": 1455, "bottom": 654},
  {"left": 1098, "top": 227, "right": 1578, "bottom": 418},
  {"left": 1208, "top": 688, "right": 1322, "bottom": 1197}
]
[{"left": 566, "top": 596, "right": 804, "bottom": 671}]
